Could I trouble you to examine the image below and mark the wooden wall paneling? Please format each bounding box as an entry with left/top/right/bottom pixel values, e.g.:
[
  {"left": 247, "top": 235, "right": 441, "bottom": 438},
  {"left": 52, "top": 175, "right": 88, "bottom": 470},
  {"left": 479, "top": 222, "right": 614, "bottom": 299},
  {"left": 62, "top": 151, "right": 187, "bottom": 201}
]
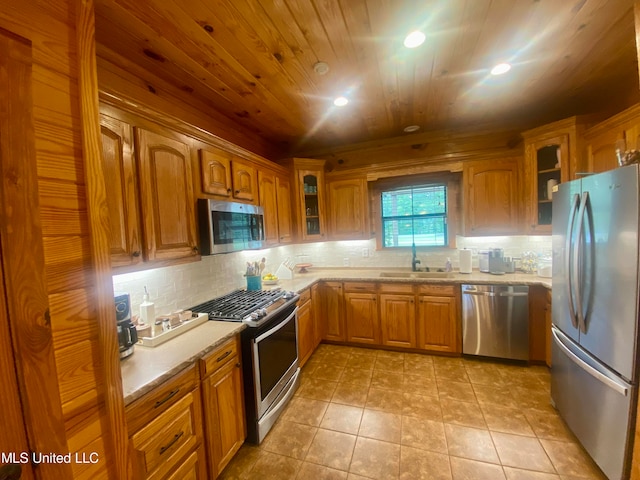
[
  {"left": 0, "top": 25, "right": 72, "bottom": 478},
  {"left": 75, "top": 0, "right": 128, "bottom": 478},
  {"left": 38, "top": 179, "right": 90, "bottom": 236},
  {"left": 42, "top": 236, "right": 94, "bottom": 293}
]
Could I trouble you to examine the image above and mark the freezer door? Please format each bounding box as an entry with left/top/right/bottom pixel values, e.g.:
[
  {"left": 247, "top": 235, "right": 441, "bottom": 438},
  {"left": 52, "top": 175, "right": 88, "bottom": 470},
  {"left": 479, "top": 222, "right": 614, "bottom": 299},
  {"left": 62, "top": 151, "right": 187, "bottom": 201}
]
[
  {"left": 578, "top": 165, "right": 639, "bottom": 381},
  {"left": 552, "top": 177, "right": 582, "bottom": 342},
  {"left": 551, "top": 327, "right": 634, "bottom": 479}
]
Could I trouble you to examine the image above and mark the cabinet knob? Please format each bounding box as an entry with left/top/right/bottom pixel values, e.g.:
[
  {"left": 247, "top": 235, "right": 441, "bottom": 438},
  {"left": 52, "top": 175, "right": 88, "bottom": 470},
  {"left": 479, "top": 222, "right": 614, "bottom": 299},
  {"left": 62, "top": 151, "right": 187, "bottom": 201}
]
[
  {"left": 227, "top": 188, "right": 232, "bottom": 193},
  {"left": 193, "top": 246, "right": 199, "bottom": 253},
  {"left": 236, "top": 362, "right": 241, "bottom": 368},
  {"left": 132, "top": 250, "right": 141, "bottom": 257},
  {"left": 235, "top": 190, "right": 240, "bottom": 194}
]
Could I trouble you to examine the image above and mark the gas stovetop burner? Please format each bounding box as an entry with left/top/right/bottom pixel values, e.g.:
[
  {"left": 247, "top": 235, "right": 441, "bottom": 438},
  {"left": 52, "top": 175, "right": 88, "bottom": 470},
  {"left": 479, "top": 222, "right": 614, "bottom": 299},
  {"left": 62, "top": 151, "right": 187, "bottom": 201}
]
[{"left": 190, "top": 288, "right": 295, "bottom": 323}]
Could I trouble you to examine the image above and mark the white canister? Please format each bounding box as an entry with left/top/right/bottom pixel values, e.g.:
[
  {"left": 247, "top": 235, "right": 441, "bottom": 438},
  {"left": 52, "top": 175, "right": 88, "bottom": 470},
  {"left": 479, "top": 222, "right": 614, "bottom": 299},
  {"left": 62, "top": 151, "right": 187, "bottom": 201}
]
[
  {"left": 459, "top": 249, "right": 472, "bottom": 274},
  {"left": 547, "top": 179, "right": 558, "bottom": 200}
]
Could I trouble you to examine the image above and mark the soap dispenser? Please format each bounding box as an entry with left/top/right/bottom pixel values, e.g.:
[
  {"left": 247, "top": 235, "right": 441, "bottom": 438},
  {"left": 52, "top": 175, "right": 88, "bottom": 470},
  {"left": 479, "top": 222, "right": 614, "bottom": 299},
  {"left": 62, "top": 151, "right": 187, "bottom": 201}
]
[
  {"left": 445, "top": 258, "right": 453, "bottom": 272},
  {"left": 139, "top": 286, "right": 156, "bottom": 335}
]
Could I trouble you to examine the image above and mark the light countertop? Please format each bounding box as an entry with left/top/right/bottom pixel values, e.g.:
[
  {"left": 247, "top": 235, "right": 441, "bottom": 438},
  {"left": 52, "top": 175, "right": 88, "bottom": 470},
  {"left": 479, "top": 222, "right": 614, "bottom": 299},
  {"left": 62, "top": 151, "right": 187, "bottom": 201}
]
[
  {"left": 120, "top": 267, "right": 551, "bottom": 404},
  {"left": 273, "top": 268, "right": 552, "bottom": 293},
  {"left": 120, "top": 320, "right": 245, "bottom": 405}
]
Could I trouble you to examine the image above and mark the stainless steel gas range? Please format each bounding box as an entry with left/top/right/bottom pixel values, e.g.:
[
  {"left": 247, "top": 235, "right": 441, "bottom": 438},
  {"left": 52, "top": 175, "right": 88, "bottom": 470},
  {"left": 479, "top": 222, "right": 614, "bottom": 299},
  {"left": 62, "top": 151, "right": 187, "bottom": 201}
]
[{"left": 191, "top": 288, "right": 300, "bottom": 443}]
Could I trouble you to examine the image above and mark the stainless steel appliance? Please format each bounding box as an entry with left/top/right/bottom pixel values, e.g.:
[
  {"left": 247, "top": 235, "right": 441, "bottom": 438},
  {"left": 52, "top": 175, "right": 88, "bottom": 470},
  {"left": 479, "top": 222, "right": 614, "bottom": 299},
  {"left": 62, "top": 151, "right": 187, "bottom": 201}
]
[
  {"left": 462, "top": 284, "right": 529, "bottom": 360},
  {"left": 114, "top": 292, "right": 137, "bottom": 359},
  {"left": 551, "top": 165, "right": 640, "bottom": 479},
  {"left": 191, "top": 288, "right": 300, "bottom": 443},
  {"left": 197, "top": 199, "right": 265, "bottom": 255}
]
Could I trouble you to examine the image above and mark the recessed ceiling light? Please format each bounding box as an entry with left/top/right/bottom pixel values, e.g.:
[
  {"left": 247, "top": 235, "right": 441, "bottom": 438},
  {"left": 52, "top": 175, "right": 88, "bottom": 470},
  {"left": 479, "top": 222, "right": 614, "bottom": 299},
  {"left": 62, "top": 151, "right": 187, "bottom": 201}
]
[
  {"left": 404, "top": 31, "right": 426, "bottom": 48},
  {"left": 491, "top": 63, "right": 511, "bottom": 75},
  {"left": 403, "top": 125, "right": 420, "bottom": 133},
  {"left": 313, "top": 61, "right": 330, "bottom": 75},
  {"left": 333, "top": 96, "right": 348, "bottom": 107}
]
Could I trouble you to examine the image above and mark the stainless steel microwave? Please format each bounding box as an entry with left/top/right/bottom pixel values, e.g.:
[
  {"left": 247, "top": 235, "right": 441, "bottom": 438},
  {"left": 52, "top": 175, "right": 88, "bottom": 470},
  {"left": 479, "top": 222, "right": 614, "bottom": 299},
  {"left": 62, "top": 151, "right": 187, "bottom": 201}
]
[{"left": 197, "top": 199, "right": 265, "bottom": 254}]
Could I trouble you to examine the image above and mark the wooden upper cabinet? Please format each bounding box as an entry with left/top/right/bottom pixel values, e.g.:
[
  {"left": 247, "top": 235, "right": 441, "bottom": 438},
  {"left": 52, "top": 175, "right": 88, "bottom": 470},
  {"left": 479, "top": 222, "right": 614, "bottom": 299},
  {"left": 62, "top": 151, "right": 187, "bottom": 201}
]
[
  {"left": 200, "top": 148, "right": 232, "bottom": 197},
  {"left": 282, "top": 158, "right": 327, "bottom": 242},
  {"left": 99, "top": 115, "right": 142, "bottom": 268},
  {"left": 136, "top": 128, "right": 199, "bottom": 261},
  {"left": 463, "top": 157, "right": 521, "bottom": 236},
  {"left": 199, "top": 147, "right": 258, "bottom": 204},
  {"left": 583, "top": 105, "right": 640, "bottom": 174},
  {"left": 231, "top": 157, "right": 258, "bottom": 203},
  {"left": 258, "top": 170, "right": 279, "bottom": 246},
  {"left": 276, "top": 175, "right": 293, "bottom": 244},
  {"left": 327, "top": 177, "right": 369, "bottom": 240}
]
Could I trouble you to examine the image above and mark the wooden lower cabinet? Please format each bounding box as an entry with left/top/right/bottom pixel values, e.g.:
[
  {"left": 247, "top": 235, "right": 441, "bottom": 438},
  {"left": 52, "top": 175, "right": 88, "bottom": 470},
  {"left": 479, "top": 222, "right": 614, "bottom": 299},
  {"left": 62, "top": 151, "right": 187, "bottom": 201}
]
[
  {"left": 297, "top": 288, "right": 315, "bottom": 367},
  {"left": 379, "top": 293, "right": 416, "bottom": 348},
  {"left": 417, "top": 295, "right": 459, "bottom": 353},
  {"left": 126, "top": 365, "right": 206, "bottom": 480},
  {"left": 200, "top": 336, "right": 246, "bottom": 478},
  {"left": 545, "top": 289, "right": 552, "bottom": 367},
  {"left": 321, "top": 282, "right": 346, "bottom": 341},
  {"left": 344, "top": 291, "right": 379, "bottom": 344}
]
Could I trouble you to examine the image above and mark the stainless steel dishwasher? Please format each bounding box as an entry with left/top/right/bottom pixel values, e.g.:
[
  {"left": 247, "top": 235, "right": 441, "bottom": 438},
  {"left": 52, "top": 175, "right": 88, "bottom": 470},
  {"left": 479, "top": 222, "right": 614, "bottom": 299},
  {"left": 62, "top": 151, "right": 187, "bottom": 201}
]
[{"left": 462, "top": 284, "right": 529, "bottom": 360}]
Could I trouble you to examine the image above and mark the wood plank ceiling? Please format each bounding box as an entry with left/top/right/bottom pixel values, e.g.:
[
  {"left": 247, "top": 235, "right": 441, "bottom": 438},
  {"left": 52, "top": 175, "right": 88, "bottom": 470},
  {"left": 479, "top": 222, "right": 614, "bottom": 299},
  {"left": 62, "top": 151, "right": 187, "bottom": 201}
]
[{"left": 94, "top": 0, "right": 639, "bottom": 159}]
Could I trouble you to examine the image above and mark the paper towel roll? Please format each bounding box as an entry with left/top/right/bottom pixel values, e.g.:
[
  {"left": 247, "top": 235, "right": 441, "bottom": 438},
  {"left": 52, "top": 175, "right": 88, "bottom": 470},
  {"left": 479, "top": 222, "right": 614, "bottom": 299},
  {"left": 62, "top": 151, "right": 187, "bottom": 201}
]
[{"left": 459, "top": 249, "right": 472, "bottom": 274}]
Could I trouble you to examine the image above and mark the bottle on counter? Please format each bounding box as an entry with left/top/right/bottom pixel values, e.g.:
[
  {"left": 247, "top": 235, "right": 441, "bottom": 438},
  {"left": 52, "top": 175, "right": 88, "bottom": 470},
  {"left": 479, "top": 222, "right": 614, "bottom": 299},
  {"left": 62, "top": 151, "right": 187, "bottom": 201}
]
[
  {"left": 445, "top": 257, "right": 452, "bottom": 272},
  {"left": 139, "top": 286, "right": 156, "bottom": 335}
]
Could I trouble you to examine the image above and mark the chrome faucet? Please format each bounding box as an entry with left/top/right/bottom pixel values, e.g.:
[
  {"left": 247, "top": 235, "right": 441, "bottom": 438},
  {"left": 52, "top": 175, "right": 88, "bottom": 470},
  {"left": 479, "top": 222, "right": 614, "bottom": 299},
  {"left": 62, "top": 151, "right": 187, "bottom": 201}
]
[{"left": 411, "top": 243, "right": 421, "bottom": 272}]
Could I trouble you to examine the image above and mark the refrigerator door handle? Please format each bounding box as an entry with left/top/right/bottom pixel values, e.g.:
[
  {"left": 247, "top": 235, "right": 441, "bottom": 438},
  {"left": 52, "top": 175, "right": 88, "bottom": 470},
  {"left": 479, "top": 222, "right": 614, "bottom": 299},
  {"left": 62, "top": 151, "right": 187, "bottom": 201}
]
[
  {"left": 552, "top": 326, "right": 629, "bottom": 396},
  {"left": 565, "top": 193, "right": 580, "bottom": 329},
  {"left": 574, "top": 192, "right": 589, "bottom": 334}
]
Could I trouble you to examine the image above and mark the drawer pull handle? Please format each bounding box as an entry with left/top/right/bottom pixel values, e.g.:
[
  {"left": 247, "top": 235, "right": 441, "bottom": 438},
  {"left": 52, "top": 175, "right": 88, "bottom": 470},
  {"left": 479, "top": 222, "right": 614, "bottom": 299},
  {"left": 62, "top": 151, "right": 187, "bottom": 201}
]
[
  {"left": 217, "top": 350, "right": 232, "bottom": 363},
  {"left": 154, "top": 388, "right": 180, "bottom": 408},
  {"left": 159, "top": 431, "right": 184, "bottom": 455}
]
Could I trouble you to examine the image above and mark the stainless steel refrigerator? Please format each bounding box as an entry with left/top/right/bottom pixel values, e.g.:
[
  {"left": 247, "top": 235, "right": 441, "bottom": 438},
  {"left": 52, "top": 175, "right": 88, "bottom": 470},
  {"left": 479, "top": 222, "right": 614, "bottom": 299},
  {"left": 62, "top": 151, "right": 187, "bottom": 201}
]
[{"left": 551, "top": 164, "right": 640, "bottom": 479}]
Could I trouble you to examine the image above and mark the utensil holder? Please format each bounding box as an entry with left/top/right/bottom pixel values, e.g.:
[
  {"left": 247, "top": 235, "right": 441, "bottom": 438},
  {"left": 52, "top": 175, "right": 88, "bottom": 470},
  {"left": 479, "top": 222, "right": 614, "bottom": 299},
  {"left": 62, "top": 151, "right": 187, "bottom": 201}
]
[{"left": 246, "top": 275, "right": 262, "bottom": 291}]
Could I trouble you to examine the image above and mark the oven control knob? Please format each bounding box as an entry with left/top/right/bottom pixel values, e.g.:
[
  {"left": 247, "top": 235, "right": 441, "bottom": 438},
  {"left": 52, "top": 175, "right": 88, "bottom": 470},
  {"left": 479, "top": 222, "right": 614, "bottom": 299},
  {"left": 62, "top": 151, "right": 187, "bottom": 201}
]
[
  {"left": 249, "top": 312, "right": 260, "bottom": 321},
  {"left": 257, "top": 308, "right": 268, "bottom": 317}
]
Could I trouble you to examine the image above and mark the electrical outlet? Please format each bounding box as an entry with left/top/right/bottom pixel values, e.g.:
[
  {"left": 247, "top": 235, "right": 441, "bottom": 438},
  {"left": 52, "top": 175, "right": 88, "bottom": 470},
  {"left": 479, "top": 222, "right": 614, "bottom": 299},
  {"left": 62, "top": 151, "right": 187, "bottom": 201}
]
[
  {"left": 343, "top": 257, "right": 350, "bottom": 266},
  {"left": 362, "top": 248, "right": 369, "bottom": 257}
]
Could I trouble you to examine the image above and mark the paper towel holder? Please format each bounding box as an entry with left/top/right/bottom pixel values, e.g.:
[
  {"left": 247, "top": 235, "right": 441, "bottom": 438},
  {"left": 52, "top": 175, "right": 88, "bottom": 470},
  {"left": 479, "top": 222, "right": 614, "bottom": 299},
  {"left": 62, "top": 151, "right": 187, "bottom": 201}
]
[{"left": 459, "top": 248, "right": 473, "bottom": 274}]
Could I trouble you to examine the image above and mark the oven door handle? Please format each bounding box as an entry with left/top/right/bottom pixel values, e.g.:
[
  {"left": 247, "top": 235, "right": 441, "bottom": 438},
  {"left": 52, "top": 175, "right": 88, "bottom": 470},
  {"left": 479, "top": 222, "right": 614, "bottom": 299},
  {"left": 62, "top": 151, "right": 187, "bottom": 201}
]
[{"left": 254, "top": 307, "right": 298, "bottom": 343}]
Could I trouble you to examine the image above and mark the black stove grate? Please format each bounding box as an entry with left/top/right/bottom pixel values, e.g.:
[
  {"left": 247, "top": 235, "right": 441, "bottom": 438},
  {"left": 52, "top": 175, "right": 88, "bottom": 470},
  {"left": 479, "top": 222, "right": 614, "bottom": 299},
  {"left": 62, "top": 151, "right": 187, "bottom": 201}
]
[{"left": 190, "top": 288, "right": 285, "bottom": 320}]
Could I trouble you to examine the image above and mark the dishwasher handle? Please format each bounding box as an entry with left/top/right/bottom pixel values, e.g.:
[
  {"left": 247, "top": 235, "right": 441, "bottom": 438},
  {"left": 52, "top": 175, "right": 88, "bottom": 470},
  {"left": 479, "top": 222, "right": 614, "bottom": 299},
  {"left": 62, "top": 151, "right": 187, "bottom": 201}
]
[
  {"left": 498, "top": 291, "right": 528, "bottom": 297},
  {"left": 463, "top": 290, "right": 495, "bottom": 297}
]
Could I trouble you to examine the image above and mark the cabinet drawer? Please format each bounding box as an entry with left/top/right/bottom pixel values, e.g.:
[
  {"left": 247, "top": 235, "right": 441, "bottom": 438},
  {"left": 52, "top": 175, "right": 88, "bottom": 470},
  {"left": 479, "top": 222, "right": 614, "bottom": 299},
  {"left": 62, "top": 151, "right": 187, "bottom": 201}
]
[
  {"left": 200, "top": 336, "right": 240, "bottom": 378},
  {"left": 126, "top": 364, "right": 198, "bottom": 435},
  {"left": 165, "top": 444, "right": 205, "bottom": 480},
  {"left": 131, "top": 389, "right": 202, "bottom": 480},
  {"left": 343, "top": 282, "right": 376, "bottom": 293},
  {"left": 378, "top": 283, "right": 414, "bottom": 295},
  {"left": 298, "top": 288, "right": 311, "bottom": 304},
  {"left": 417, "top": 284, "right": 456, "bottom": 296}
]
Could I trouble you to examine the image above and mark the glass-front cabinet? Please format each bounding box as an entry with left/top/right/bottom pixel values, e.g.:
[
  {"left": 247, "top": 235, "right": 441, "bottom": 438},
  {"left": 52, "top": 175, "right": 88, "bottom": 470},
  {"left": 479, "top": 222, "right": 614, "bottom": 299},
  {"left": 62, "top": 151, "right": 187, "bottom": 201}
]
[
  {"left": 522, "top": 117, "right": 587, "bottom": 234},
  {"left": 282, "top": 158, "right": 327, "bottom": 242}
]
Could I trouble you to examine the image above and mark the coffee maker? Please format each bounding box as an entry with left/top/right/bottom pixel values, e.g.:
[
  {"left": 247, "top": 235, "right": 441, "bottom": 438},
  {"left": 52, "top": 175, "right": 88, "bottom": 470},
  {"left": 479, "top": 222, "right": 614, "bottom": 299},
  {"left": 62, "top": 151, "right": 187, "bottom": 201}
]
[{"left": 114, "top": 292, "right": 137, "bottom": 359}]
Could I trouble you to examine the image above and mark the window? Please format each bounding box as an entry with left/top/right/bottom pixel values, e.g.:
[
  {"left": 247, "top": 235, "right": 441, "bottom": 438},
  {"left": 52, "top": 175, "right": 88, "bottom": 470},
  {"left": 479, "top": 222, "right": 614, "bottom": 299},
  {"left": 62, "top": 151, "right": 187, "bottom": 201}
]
[{"left": 381, "top": 184, "right": 447, "bottom": 247}]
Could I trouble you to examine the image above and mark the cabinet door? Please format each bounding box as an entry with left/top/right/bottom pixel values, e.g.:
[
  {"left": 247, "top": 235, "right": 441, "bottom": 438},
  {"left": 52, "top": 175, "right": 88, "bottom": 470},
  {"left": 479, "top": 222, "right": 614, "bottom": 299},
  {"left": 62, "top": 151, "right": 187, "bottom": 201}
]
[
  {"left": 258, "top": 170, "right": 279, "bottom": 246},
  {"left": 297, "top": 298, "right": 314, "bottom": 367},
  {"left": 136, "top": 128, "right": 198, "bottom": 261},
  {"left": 99, "top": 115, "right": 142, "bottom": 267},
  {"left": 231, "top": 157, "right": 258, "bottom": 203},
  {"left": 344, "top": 292, "right": 379, "bottom": 345},
  {"left": 297, "top": 169, "right": 327, "bottom": 241},
  {"left": 379, "top": 294, "right": 416, "bottom": 348},
  {"left": 311, "top": 283, "right": 322, "bottom": 348},
  {"left": 545, "top": 290, "right": 552, "bottom": 367},
  {"left": 202, "top": 359, "right": 245, "bottom": 478},
  {"left": 276, "top": 175, "right": 293, "bottom": 244},
  {"left": 463, "top": 158, "right": 521, "bottom": 235},
  {"left": 586, "top": 129, "right": 621, "bottom": 174},
  {"left": 417, "top": 295, "right": 459, "bottom": 353},
  {"left": 321, "top": 282, "right": 345, "bottom": 342},
  {"left": 199, "top": 148, "right": 232, "bottom": 197},
  {"left": 524, "top": 135, "right": 569, "bottom": 234},
  {"left": 165, "top": 446, "right": 207, "bottom": 480},
  {"left": 327, "top": 178, "right": 368, "bottom": 240}
]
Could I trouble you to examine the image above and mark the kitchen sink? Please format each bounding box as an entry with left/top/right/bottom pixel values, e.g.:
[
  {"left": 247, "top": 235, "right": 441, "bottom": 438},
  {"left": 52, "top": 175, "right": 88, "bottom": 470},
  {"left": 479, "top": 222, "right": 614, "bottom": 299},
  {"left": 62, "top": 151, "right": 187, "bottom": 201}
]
[{"left": 379, "top": 271, "right": 454, "bottom": 279}]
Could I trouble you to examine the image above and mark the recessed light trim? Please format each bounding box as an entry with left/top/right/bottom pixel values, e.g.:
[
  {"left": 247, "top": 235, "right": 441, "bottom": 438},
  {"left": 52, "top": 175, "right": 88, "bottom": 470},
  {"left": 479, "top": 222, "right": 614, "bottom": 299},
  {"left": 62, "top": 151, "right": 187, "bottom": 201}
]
[
  {"left": 333, "top": 96, "right": 348, "bottom": 107},
  {"left": 403, "top": 125, "right": 420, "bottom": 133},
  {"left": 491, "top": 63, "right": 511, "bottom": 75},
  {"left": 404, "top": 31, "right": 426, "bottom": 48}
]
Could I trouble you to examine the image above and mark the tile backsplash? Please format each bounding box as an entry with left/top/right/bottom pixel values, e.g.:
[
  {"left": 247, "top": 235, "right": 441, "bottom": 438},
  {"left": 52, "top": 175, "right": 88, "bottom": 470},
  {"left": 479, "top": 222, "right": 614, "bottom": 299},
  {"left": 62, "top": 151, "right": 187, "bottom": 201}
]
[{"left": 113, "top": 235, "right": 552, "bottom": 317}]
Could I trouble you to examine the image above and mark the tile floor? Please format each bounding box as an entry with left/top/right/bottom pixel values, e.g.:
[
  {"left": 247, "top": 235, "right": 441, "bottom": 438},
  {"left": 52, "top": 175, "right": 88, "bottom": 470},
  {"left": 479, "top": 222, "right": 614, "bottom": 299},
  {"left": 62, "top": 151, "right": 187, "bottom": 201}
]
[{"left": 219, "top": 344, "right": 607, "bottom": 480}]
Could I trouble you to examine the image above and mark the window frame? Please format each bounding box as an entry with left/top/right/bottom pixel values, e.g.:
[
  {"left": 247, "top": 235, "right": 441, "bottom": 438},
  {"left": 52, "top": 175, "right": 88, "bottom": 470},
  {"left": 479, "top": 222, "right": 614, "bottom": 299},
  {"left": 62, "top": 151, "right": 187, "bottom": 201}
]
[
  {"left": 371, "top": 173, "right": 460, "bottom": 251},
  {"left": 381, "top": 184, "right": 449, "bottom": 248}
]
